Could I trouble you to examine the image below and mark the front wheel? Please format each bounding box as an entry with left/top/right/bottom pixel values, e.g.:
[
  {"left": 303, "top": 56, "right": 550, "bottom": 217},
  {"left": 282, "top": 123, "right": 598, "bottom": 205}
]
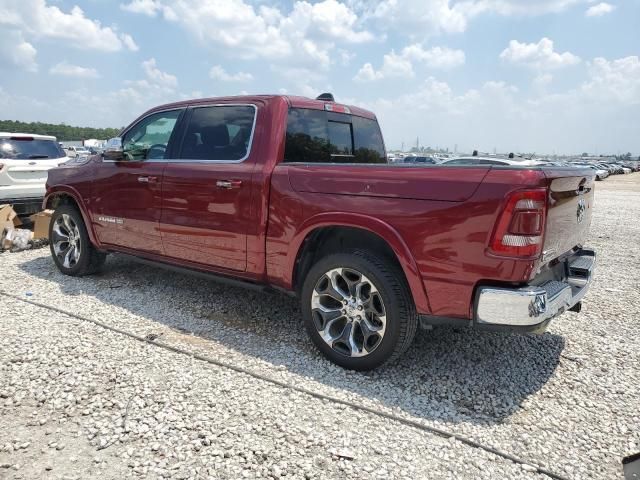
[
  {"left": 49, "top": 205, "right": 106, "bottom": 276},
  {"left": 301, "top": 251, "right": 417, "bottom": 370}
]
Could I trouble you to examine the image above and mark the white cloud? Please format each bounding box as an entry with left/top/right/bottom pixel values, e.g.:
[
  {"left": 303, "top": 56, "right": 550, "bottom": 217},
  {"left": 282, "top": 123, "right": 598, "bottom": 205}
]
[
  {"left": 500, "top": 37, "right": 580, "bottom": 69},
  {"left": 402, "top": 45, "right": 466, "bottom": 69},
  {"left": 119, "top": 33, "right": 139, "bottom": 52},
  {"left": 120, "top": 0, "right": 163, "bottom": 16},
  {"left": 585, "top": 2, "right": 615, "bottom": 17},
  {"left": 209, "top": 65, "right": 253, "bottom": 82},
  {"left": 141, "top": 58, "right": 178, "bottom": 89},
  {"left": 0, "top": 30, "right": 37, "bottom": 72},
  {"left": 354, "top": 63, "right": 384, "bottom": 82},
  {"left": 354, "top": 0, "right": 468, "bottom": 35},
  {"left": 355, "top": 44, "right": 465, "bottom": 81},
  {"left": 0, "top": 0, "right": 137, "bottom": 52},
  {"left": 50, "top": 62, "right": 99, "bottom": 79},
  {"left": 338, "top": 49, "right": 356, "bottom": 66},
  {"left": 455, "top": 0, "right": 584, "bottom": 17},
  {"left": 347, "top": 0, "right": 586, "bottom": 37},
  {"left": 283, "top": 0, "right": 373, "bottom": 44},
  {"left": 367, "top": 54, "right": 639, "bottom": 153},
  {"left": 533, "top": 73, "right": 553, "bottom": 90},
  {"left": 580, "top": 56, "right": 640, "bottom": 104},
  {"left": 120, "top": 0, "right": 372, "bottom": 69}
]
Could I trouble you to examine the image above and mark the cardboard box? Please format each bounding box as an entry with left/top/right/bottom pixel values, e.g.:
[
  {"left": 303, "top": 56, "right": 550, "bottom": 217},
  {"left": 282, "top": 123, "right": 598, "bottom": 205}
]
[
  {"left": 30, "top": 209, "right": 54, "bottom": 240},
  {"left": 0, "top": 204, "right": 18, "bottom": 225}
]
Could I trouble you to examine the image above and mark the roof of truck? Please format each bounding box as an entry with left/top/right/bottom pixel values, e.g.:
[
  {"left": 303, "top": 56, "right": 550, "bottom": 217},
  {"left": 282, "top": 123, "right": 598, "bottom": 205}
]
[{"left": 144, "top": 95, "right": 377, "bottom": 120}]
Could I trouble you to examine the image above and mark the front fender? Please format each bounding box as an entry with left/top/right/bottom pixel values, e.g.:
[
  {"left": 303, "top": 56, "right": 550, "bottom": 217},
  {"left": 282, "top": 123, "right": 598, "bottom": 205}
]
[
  {"left": 44, "top": 186, "right": 101, "bottom": 248},
  {"left": 288, "top": 212, "right": 431, "bottom": 314}
]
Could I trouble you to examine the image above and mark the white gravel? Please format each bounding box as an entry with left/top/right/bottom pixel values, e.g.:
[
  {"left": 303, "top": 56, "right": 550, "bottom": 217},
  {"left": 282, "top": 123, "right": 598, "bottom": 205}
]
[{"left": 1, "top": 173, "right": 639, "bottom": 479}]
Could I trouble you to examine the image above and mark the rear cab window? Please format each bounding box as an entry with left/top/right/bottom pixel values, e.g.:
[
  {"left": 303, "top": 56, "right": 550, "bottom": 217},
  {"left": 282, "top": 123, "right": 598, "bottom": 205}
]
[
  {"left": 284, "top": 108, "right": 386, "bottom": 164},
  {"left": 0, "top": 137, "right": 65, "bottom": 160}
]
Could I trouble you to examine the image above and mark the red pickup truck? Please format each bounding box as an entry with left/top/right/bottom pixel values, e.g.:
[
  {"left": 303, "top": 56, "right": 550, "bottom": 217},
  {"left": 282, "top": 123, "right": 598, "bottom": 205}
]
[{"left": 44, "top": 94, "right": 596, "bottom": 370}]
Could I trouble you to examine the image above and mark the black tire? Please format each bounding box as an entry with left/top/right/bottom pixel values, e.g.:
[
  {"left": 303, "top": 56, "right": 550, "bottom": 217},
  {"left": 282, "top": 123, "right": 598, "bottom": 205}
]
[
  {"left": 49, "top": 204, "right": 106, "bottom": 276},
  {"left": 301, "top": 250, "right": 417, "bottom": 371}
]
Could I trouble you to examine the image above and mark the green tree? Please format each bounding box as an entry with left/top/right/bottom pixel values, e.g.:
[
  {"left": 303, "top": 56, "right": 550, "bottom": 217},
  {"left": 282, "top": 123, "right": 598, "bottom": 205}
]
[{"left": 0, "top": 120, "right": 120, "bottom": 141}]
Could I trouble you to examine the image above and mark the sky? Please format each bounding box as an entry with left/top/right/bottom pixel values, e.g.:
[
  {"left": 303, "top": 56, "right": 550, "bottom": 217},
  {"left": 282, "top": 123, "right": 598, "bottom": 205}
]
[{"left": 0, "top": 0, "right": 638, "bottom": 154}]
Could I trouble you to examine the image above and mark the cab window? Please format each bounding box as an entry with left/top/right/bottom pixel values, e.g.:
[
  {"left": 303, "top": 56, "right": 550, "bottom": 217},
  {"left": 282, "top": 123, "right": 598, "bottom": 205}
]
[
  {"left": 122, "top": 109, "right": 182, "bottom": 161},
  {"left": 178, "top": 105, "right": 256, "bottom": 161}
]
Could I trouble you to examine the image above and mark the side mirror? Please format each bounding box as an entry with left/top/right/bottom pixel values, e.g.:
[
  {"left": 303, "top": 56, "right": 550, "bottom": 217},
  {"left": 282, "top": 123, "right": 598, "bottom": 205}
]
[{"left": 103, "top": 137, "right": 124, "bottom": 161}]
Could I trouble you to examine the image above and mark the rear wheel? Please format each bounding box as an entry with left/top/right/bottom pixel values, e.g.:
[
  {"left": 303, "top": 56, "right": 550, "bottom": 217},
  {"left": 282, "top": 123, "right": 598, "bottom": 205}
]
[
  {"left": 49, "top": 205, "right": 106, "bottom": 276},
  {"left": 301, "top": 250, "right": 417, "bottom": 370}
]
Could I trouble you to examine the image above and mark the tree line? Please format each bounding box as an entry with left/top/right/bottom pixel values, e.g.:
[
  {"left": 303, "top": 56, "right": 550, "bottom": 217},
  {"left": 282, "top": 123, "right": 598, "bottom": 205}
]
[{"left": 0, "top": 120, "right": 121, "bottom": 141}]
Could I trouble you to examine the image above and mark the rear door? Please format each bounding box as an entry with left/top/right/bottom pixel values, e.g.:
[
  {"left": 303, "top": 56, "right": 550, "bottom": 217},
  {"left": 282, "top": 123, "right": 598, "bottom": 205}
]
[
  {"left": 90, "top": 108, "right": 184, "bottom": 253},
  {"left": 160, "top": 103, "right": 258, "bottom": 271}
]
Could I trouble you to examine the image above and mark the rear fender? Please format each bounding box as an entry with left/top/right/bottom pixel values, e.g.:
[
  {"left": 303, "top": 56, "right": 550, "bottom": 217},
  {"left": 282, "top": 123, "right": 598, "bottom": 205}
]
[{"left": 289, "top": 212, "right": 431, "bottom": 314}]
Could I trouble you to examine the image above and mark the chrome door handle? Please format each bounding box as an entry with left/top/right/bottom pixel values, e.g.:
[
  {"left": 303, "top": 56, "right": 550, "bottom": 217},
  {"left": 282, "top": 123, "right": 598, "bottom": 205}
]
[
  {"left": 138, "top": 176, "right": 158, "bottom": 183},
  {"left": 216, "top": 180, "right": 242, "bottom": 189}
]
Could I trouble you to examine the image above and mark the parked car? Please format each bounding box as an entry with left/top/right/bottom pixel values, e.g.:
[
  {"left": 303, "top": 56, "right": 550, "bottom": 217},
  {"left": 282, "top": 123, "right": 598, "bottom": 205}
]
[
  {"left": 442, "top": 156, "right": 547, "bottom": 167},
  {"left": 403, "top": 156, "right": 437, "bottom": 164},
  {"left": 44, "top": 94, "right": 597, "bottom": 370},
  {"left": 65, "top": 146, "right": 91, "bottom": 159},
  {"left": 608, "top": 163, "right": 624, "bottom": 174},
  {"left": 0, "top": 132, "right": 68, "bottom": 215},
  {"left": 570, "top": 164, "right": 609, "bottom": 181}
]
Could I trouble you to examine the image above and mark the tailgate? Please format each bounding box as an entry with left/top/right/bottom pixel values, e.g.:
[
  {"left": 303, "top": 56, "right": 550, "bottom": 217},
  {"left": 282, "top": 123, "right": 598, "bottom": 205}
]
[{"left": 542, "top": 168, "right": 595, "bottom": 263}]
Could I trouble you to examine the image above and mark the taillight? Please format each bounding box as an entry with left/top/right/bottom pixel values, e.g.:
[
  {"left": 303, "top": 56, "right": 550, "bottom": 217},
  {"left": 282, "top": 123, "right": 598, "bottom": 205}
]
[
  {"left": 0, "top": 163, "right": 4, "bottom": 171},
  {"left": 489, "top": 189, "right": 547, "bottom": 257}
]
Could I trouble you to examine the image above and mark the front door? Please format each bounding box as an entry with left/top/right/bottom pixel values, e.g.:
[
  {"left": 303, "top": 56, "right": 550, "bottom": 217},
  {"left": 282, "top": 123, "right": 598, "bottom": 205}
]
[
  {"left": 160, "top": 104, "right": 257, "bottom": 271},
  {"left": 91, "top": 108, "right": 184, "bottom": 254}
]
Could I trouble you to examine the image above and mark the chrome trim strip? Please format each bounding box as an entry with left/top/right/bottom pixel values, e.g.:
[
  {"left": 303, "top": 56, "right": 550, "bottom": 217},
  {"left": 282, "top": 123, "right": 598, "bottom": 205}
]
[
  {"left": 101, "top": 106, "right": 185, "bottom": 164},
  {"left": 174, "top": 103, "right": 257, "bottom": 164},
  {"left": 102, "top": 104, "right": 258, "bottom": 164}
]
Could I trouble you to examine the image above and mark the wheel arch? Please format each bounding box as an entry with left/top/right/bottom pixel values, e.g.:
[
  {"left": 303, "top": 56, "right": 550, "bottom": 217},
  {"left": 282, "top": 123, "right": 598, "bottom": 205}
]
[
  {"left": 44, "top": 187, "right": 100, "bottom": 247},
  {"left": 289, "top": 213, "right": 431, "bottom": 314}
]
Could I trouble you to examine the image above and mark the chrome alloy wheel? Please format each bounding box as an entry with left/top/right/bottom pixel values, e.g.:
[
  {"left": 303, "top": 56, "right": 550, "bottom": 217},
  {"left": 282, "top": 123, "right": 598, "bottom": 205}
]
[
  {"left": 52, "top": 213, "right": 82, "bottom": 269},
  {"left": 311, "top": 267, "right": 387, "bottom": 358}
]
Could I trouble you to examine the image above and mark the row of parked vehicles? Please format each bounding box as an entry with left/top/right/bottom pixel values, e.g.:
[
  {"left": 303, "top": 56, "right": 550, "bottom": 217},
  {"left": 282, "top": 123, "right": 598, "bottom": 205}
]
[
  {"left": 396, "top": 153, "right": 639, "bottom": 181},
  {"left": 63, "top": 145, "right": 104, "bottom": 158}
]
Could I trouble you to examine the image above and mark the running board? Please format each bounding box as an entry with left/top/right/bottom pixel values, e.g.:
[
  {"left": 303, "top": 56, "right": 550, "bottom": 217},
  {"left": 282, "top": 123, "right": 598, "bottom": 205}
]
[{"left": 116, "top": 253, "right": 269, "bottom": 293}]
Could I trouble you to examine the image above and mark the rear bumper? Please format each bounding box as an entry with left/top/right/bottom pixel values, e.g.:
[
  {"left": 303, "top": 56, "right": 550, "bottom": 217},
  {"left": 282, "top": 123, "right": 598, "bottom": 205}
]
[{"left": 474, "top": 248, "right": 596, "bottom": 332}]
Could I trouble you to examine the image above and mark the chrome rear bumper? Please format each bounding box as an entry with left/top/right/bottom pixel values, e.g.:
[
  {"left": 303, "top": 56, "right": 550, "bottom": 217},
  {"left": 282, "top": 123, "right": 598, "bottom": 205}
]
[{"left": 475, "top": 248, "right": 596, "bottom": 330}]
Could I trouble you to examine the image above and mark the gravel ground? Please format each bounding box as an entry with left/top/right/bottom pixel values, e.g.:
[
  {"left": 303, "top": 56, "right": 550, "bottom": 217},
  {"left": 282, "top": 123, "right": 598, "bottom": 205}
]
[{"left": 1, "top": 173, "right": 639, "bottom": 479}]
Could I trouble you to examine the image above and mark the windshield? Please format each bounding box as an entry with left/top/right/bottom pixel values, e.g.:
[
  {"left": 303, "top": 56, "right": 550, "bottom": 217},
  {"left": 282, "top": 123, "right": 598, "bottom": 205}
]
[{"left": 0, "top": 138, "right": 66, "bottom": 159}]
